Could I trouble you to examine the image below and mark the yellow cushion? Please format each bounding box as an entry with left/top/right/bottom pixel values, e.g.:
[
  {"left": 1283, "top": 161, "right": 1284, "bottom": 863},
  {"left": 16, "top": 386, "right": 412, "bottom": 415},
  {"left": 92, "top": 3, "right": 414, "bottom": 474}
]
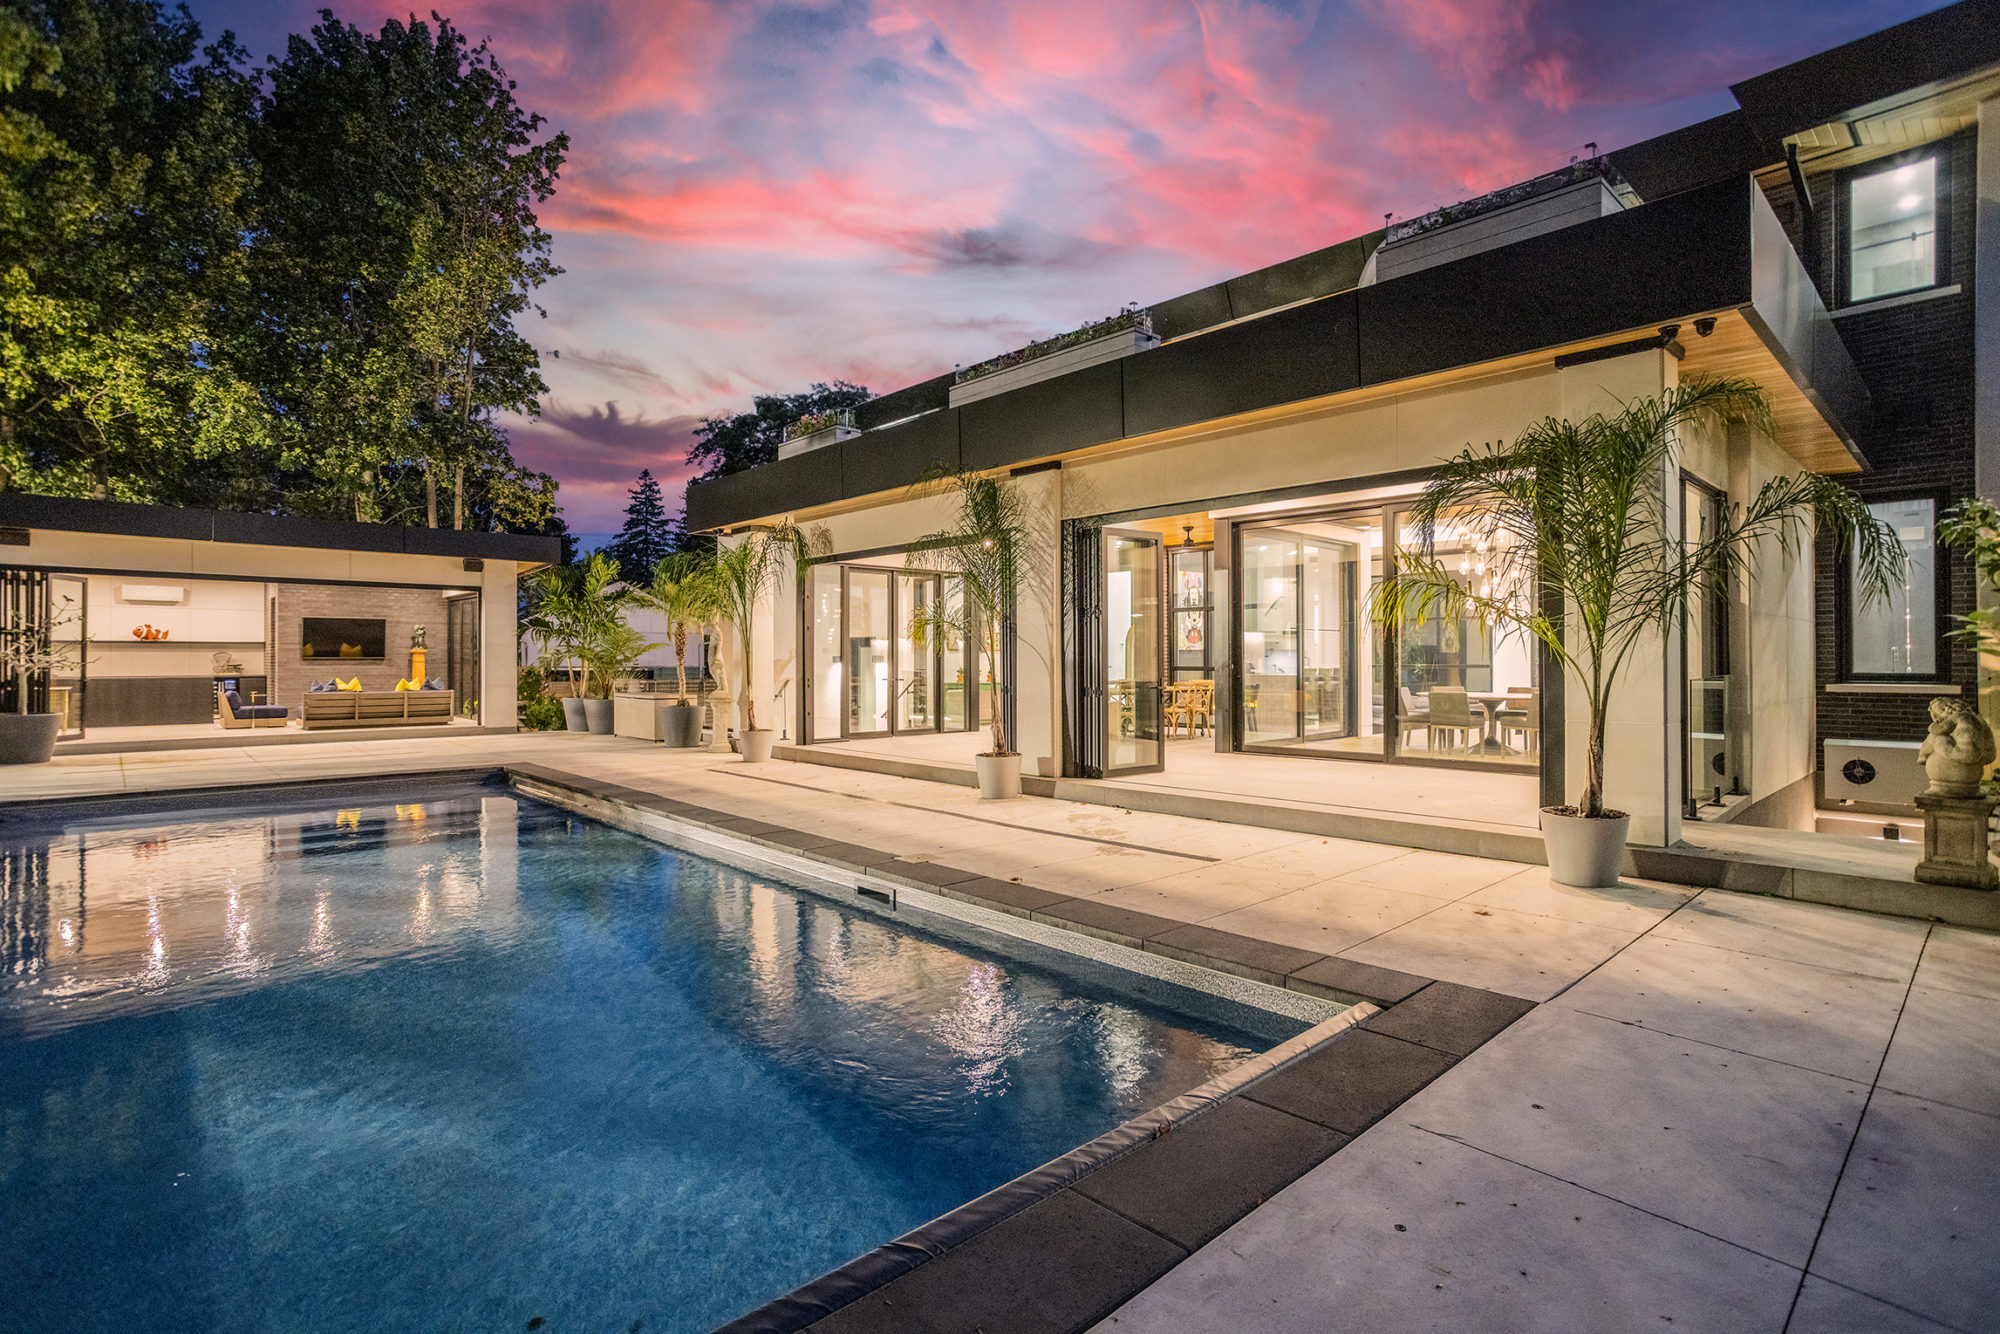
[
  {"left": 302, "top": 644, "right": 314, "bottom": 657},
  {"left": 340, "top": 643, "right": 362, "bottom": 658},
  {"left": 336, "top": 678, "right": 362, "bottom": 692},
  {"left": 394, "top": 678, "right": 417, "bottom": 691}
]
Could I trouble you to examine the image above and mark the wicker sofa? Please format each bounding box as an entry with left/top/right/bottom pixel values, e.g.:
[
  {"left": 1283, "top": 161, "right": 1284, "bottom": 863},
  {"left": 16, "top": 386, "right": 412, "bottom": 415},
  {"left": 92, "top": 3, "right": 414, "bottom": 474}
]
[{"left": 301, "top": 688, "right": 456, "bottom": 730}]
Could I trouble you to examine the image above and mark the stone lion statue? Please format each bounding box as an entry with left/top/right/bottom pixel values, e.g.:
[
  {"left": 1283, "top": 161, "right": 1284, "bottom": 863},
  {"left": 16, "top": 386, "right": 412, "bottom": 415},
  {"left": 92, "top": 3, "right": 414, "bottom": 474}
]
[{"left": 1917, "top": 697, "right": 1995, "bottom": 798}]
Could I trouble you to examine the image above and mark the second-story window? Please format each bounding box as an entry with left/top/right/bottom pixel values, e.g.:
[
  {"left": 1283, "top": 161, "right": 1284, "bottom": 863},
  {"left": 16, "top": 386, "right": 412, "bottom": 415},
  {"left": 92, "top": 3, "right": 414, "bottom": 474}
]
[{"left": 1847, "top": 156, "right": 1938, "bottom": 302}]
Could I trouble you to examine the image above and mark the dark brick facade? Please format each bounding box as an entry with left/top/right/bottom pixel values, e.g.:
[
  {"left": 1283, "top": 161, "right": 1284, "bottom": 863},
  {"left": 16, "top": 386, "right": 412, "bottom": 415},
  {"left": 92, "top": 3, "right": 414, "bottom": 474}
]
[{"left": 1796, "top": 128, "right": 1979, "bottom": 754}]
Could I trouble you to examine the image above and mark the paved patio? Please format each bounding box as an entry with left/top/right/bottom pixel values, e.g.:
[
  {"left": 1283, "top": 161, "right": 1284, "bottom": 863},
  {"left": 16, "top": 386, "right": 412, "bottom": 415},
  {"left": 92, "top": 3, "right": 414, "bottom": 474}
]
[{"left": 10, "top": 731, "right": 1994, "bottom": 1330}]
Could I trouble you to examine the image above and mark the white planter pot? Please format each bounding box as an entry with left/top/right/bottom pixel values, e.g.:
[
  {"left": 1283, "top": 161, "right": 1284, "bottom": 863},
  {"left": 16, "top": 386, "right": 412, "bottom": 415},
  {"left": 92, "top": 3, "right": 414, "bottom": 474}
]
[
  {"left": 1541, "top": 807, "right": 1630, "bottom": 888},
  {"left": 582, "top": 698, "right": 615, "bottom": 734},
  {"left": 561, "top": 697, "right": 588, "bottom": 732},
  {"left": 739, "top": 729, "right": 775, "bottom": 763},
  {"left": 976, "top": 752, "right": 1022, "bottom": 800},
  {"left": 0, "top": 713, "right": 61, "bottom": 764}
]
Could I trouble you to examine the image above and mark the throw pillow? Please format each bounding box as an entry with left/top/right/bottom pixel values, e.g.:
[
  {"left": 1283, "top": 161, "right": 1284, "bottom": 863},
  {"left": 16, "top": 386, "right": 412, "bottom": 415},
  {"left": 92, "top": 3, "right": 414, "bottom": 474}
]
[
  {"left": 337, "top": 677, "right": 362, "bottom": 692},
  {"left": 424, "top": 677, "right": 445, "bottom": 692},
  {"left": 394, "top": 678, "right": 416, "bottom": 691},
  {"left": 340, "top": 643, "right": 363, "bottom": 658}
]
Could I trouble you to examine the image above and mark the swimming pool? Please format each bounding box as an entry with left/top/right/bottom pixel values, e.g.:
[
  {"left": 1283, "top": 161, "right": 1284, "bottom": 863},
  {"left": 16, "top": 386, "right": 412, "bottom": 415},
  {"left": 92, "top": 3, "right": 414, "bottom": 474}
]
[{"left": 0, "top": 780, "right": 1294, "bottom": 1332}]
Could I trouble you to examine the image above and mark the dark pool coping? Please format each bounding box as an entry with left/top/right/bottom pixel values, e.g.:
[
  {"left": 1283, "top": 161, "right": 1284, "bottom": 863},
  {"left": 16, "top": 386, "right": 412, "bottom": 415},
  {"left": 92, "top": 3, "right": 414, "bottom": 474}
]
[
  {"left": 0, "top": 768, "right": 508, "bottom": 827},
  {"left": 501, "top": 763, "right": 1537, "bottom": 1334}
]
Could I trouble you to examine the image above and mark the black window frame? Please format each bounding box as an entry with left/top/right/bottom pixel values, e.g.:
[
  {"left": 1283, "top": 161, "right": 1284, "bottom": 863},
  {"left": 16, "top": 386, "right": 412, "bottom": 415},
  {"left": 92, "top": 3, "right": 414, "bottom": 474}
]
[
  {"left": 1835, "top": 146, "right": 1951, "bottom": 308},
  {"left": 1836, "top": 488, "right": 1949, "bottom": 684}
]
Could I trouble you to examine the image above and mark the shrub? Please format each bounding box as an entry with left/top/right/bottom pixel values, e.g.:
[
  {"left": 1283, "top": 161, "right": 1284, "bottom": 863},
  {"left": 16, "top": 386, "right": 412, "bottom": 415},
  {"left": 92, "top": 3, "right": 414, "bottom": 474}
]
[
  {"left": 518, "top": 664, "right": 548, "bottom": 704},
  {"left": 520, "top": 696, "right": 566, "bottom": 731}
]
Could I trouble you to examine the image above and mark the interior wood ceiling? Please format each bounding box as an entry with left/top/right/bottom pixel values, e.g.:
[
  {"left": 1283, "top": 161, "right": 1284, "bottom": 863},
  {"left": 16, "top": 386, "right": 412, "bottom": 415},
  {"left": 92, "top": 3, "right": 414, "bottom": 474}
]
[{"left": 1122, "top": 512, "right": 1216, "bottom": 548}]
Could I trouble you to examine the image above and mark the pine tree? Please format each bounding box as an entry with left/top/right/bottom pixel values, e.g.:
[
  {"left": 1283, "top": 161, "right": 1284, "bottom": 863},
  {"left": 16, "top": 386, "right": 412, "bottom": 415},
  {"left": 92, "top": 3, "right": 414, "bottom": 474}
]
[{"left": 604, "top": 469, "right": 675, "bottom": 578}]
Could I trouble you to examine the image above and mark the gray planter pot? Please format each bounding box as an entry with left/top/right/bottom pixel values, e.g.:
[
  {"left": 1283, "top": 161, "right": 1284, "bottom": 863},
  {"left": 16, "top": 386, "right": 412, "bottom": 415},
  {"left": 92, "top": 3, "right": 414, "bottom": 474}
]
[
  {"left": 0, "top": 713, "right": 61, "bottom": 765},
  {"left": 1541, "top": 807, "right": 1630, "bottom": 888},
  {"left": 583, "top": 698, "right": 615, "bottom": 734},
  {"left": 660, "top": 703, "right": 703, "bottom": 748},
  {"left": 738, "top": 729, "right": 775, "bottom": 763},
  {"left": 561, "top": 697, "right": 588, "bottom": 731}
]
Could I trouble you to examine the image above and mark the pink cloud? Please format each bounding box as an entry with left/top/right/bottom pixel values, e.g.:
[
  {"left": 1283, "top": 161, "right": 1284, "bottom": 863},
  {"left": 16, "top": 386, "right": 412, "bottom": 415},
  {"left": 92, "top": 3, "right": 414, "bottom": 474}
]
[{"left": 196, "top": 0, "right": 1942, "bottom": 532}]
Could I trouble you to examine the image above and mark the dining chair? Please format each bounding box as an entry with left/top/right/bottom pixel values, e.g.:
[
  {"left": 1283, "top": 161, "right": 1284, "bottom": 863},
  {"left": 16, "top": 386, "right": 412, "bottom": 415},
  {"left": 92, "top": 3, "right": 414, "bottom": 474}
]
[
  {"left": 1496, "top": 687, "right": 1540, "bottom": 754},
  {"left": 1163, "top": 683, "right": 1192, "bottom": 738},
  {"left": 1426, "top": 686, "right": 1477, "bottom": 753},
  {"left": 1191, "top": 681, "right": 1215, "bottom": 737},
  {"left": 1398, "top": 685, "right": 1431, "bottom": 747}
]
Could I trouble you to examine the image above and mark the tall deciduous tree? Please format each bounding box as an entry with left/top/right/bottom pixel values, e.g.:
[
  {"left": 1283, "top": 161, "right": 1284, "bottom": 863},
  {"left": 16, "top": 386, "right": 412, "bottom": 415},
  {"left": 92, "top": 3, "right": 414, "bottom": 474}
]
[
  {"left": 249, "top": 9, "right": 567, "bottom": 526},
  {"left": 0, "top": 0, "right": 270, "bottom": 501},
  {"left": 686, "top": 381, "right": 870, "bottom": 483}
]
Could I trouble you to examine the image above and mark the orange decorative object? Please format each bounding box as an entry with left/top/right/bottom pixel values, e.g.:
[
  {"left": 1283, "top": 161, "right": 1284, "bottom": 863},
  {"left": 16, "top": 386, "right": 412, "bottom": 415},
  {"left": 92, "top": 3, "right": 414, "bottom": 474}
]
[{"left": 131, "top": 624, "right": 170, "bottom": 641}]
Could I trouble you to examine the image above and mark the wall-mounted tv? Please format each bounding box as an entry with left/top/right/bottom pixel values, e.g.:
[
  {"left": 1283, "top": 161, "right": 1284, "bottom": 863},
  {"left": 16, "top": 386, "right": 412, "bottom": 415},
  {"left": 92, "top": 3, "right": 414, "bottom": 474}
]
[{"left": 302, "top": 617, "right": 386, "bottom": 661}]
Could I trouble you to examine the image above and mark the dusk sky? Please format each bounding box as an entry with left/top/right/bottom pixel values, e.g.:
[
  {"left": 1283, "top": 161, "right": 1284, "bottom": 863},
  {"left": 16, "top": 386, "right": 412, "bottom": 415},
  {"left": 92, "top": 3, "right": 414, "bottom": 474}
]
[{"left": 189, "top": 0, "right": 1942, "bottom": 539}]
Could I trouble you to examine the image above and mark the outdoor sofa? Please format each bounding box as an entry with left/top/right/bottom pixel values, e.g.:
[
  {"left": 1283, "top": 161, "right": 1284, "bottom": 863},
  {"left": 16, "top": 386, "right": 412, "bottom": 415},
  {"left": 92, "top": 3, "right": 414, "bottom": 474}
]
[{"left": 301, "top": 688, "right": 457, "bottom": 730}]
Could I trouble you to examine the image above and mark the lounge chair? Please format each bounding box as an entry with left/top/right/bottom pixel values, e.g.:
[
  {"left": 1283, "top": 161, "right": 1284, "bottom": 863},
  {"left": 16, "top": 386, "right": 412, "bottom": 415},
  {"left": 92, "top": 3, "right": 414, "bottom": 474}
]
[{"left": 218, "top": 686, "right": 290, "bottom": 729}]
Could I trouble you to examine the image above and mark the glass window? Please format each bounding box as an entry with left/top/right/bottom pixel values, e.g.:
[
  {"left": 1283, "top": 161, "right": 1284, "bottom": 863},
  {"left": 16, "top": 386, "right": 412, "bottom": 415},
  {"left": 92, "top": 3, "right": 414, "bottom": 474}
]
[
  {"left": 1849, "top": 157, "right": 1937, "bottom": 302},
  {"left": 1850, "top": 497, "right": 1937, "bottom": 677}
]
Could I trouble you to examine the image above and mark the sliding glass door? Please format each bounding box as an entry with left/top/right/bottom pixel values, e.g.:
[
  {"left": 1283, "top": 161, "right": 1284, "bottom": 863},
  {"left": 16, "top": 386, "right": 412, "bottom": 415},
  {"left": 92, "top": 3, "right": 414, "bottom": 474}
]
[
  {"left": 1234, "top": 503, "right": 1538, "bottom": 772},
  {"left": 804, "top": 564, "right": 977, "bottom": 742},
  {"left": 1238, "top": 515, "right": 1382, "bottom": 756}
]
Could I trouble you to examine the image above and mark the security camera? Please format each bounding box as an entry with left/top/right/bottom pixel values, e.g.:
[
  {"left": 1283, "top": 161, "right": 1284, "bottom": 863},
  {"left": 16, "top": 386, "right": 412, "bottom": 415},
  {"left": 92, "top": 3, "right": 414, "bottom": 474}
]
[
  {"left": 1658, "top": 324, "right": 1681, "bottom": 343},
  {"left": 1694, "top": 317, "right": 1717, "bottom": 338}
]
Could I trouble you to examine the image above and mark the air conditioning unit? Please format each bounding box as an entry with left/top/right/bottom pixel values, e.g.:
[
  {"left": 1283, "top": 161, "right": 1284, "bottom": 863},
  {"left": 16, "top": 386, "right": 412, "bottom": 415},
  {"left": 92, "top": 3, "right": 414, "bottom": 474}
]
[
  {"left": 1823, "top": 739, "right": 1924, "bottom": 808},
  {"left": 118, "top": 583, "right": 184, "bottom": 604}
]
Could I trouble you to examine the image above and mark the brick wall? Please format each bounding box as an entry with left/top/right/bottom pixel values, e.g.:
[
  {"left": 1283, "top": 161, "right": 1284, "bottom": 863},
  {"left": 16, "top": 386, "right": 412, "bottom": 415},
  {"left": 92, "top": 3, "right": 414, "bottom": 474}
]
[
  {"left": 271, "top": 584, "right": 449, "bottom": 704},
  {"left": 1805, "top": 127, "right": 1978, "bottom": 752}
]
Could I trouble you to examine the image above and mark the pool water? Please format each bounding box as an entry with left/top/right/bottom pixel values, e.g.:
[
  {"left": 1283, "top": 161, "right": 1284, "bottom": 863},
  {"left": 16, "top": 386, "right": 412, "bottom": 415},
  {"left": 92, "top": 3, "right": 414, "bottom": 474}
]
[{"left": 0, "top": 782, "right": 1279, "bottom": 1333}]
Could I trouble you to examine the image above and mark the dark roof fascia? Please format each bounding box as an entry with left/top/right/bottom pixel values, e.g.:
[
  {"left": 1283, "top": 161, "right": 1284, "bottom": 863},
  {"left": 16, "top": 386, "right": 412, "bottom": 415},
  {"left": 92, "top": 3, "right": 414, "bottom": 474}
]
[
  {"left": 1608, "top": 111, "right": 1769, "bottom": 201},
  {"left": 1729, "top": 0, "right": 2000, "bottom": 151},
  {"left": 685, "top": 176, "right": 1858, "bottom": 532},
  {"left": 0, "top": 493, "right": 561, "bottom": 564}
]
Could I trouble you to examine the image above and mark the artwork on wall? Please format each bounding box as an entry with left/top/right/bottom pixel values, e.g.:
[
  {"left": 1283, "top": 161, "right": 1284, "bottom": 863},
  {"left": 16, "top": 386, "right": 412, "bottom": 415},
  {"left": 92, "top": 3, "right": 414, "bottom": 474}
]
[{"left": 1176, "top": 611, "right": 1204, "bottom": 654}]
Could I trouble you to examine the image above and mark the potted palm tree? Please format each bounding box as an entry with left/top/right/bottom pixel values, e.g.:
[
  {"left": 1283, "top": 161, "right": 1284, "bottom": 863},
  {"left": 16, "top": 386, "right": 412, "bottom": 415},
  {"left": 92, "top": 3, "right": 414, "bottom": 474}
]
[
  {"left": 524, "top": 553, "right": 631, "bottom": 732},
  {"left": 906, "top": 468, "right": 1029, "bottom": 798},
  {"left": 640, "top": 550, "right": 718, "bottom": 748},
  {"left": 1373, "top": 376, "right": 1900, "bottom": 886},
  {"left": 713, "top": 523, "right": 823, "bottom": 762},
  {"left": 0, "top": 595, "right": 81, "bottom": 765}
]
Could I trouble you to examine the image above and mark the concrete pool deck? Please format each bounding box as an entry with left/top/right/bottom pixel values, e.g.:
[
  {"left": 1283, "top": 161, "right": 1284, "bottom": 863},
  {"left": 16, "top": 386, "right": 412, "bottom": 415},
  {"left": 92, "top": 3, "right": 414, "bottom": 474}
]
[{"left": 12, "top": 732, "right": 1997, "bottom": 1331}]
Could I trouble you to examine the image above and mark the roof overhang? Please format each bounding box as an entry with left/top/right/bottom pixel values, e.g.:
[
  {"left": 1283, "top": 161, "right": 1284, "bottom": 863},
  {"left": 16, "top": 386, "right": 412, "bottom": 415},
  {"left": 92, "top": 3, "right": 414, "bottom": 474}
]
[
  {"left": 0, "top": 494, "right": 563, "bottom": 566},
  {"left": 685, "top": 175, "right": 1869, "bottom": 532}
]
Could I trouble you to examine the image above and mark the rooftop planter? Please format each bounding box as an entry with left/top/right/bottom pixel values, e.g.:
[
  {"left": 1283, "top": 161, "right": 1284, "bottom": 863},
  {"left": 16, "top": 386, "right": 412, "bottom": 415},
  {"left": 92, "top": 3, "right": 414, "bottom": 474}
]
[
  {"left": 777, "top": 408, "right": 860, "bottom": 460},
  {"left": 1385, "top": 157, "right": 1628, "bottom": 247},
  {"left": 949, "top": 306, "right": 1158, "bottom": 408}
]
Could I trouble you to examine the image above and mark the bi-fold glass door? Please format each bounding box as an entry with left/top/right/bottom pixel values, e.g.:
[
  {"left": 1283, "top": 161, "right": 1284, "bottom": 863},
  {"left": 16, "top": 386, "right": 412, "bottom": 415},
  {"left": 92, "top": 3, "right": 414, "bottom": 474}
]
[
  {"left": 805, "top": 563, "right": 973, "bottom": 742},
  {"left": 1102, "top": 528, "right": 1164, "bottom": 776}
]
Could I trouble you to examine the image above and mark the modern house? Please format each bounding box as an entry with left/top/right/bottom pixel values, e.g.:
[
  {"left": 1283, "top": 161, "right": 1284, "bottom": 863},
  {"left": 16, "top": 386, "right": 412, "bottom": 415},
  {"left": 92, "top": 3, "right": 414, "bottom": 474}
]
[
  {"left": 681, "top": 0, "right": 1999, "bottom": 852},
  {"left": 0, "top": 494, "right": 557, "bottom": 744}
]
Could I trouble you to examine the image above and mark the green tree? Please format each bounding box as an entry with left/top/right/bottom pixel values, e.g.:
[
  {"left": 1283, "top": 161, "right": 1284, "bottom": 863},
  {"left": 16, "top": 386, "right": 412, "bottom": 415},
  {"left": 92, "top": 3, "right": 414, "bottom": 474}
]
[
  {"left": 686, "top": 380, "right": 869, "bottom": 483},
  {"left": 0, "top": 0, "right": 271, "bottom": 501},
  {"left": 603, "top": 468, "right": 676, "bottom": 576},
  {"left": 248, "top": 9, "right": 567, "bottom": 525}
]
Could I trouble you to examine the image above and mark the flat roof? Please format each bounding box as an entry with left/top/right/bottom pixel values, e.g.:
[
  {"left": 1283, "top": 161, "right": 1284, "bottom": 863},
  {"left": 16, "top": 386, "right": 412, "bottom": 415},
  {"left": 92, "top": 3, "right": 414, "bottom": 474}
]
[{"left": 0, "top": 493, "right": 562, "bottom": 565}]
